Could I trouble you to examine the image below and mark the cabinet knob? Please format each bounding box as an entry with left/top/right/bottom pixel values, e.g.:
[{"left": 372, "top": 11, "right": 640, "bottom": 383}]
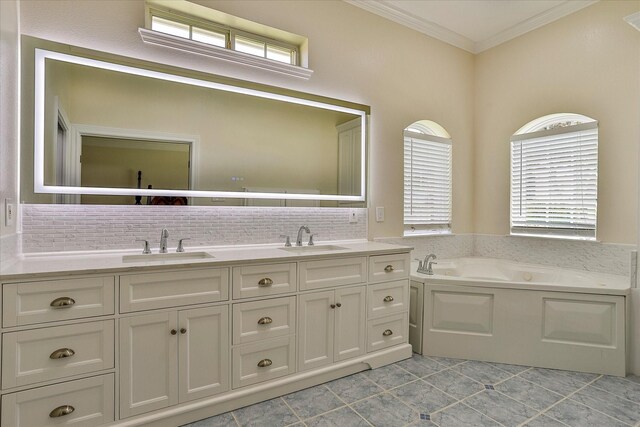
[
  {"left": 258, "top": 317, "right": 273, "bottom": 325},
  {"left": 336, "top": 302, "right": 342, "bottom": 308},
  {"left": 383, "top": 296, "right": 394, "bottom": 303},
  {"left": 180, "top": 328, "right": 187, "bottom": 334},
  {"left": 49, "top": 348, "right": 75, "bottom": 359},
  {"left": 258, "top": 278, "right": 273, "bottom": 287},
  {"left": 330, "top": 304, "right": 336, "bottom": 309},
  {"left": 50, "top": 297, "right": 76, "bottom": 308},
  {"left": 257, "top": 358, "right": 273, "bottom": 368},
  {"left": 384, "top": 265, "right": 394, "bottom": 273},
  {"left": 382, "top": 329, "right": 393, "bottom": 337},
  {"left": 49, "top": 405, "right": 75, "bottom": 418},
  {"left": 170, "top": 329, "right": 177, "bottom": 335}
]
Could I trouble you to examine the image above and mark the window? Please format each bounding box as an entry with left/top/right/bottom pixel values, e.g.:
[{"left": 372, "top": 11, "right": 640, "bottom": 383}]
[
  {"left": 510, "top": 113, "right": 598, "bottom": 240},
  {"left": 148, "top": 9, "right": 298, "bottom": 65},
  {"left": 404, "top": 120, "right": 452, "bottom": 236}
]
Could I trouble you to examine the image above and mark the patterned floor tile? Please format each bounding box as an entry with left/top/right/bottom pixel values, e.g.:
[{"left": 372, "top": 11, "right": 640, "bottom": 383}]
[
  {"left": 283, "top": 385, "right": 344, "bottom": 419},
  {"left": 545, "top": 399, "right": 629, "bottom": 427},
  {"left": 187, "top": 412, "right": 238, "bottom": 427},
  {"left": 463, "top": 390, "right": 538, "bottom": 427},
  {"left": 352, "top": 393, "right": 418, "bottom": 427},
  {"left": 233, "top": 398, "right": 299, "bottom": 427},
  {"left": 591, "top": 375, "right": 640, "bottom": 403},
  {"left": 453, "top": 360, "right": 513, "bottom": 385},
  {"left": 304, "top": 406, "right": 369, "bottom": 427},
  {"left": 325, "top": 372, "right": 383, "bottom": 403},
  {"left": 519, "top": 368, "right": 590, "bottom": 396},
  {"left": 495, "top": 376, "right": 563, "bottom": 411},
  {"left": 522, "top": 414, "right": 567, "bottom": 427},
  {"left": 397, "top": 354, "right": 447, "bottom": 378},
  {"left": 570, "top": 385, "right": 640, "bottom": 425},
  {"left": 427, "top": 356, "right": 466, "bottom": 368},
  {"left": 484, "top": 361, "right": 529, "bottom": 375},
  {"left": 423, "top": 369, "right": 485, "bottom": 400},
  {"left": 430, "top": 403, "right": 500, "bottom": 427},
  {"left": 390, "top": 379, "right": 457, "bottom": 414},
  {"left": 364, "top": 363, "right": 418, "bottom": 390}
]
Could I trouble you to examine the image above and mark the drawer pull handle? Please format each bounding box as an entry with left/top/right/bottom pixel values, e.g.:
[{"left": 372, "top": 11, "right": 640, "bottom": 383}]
[
  {"left": 383, "top": 296, "right": 394, "bottom": 303},
  {"left": 384, "top": 265, "right": 394, "bottom": 272},
  {"left": 170, "top": 329, "right": 177, "bottom": 335},
  {"left": 382, "top": 329, "right": 393, "bottom": 337},
  {"left": 258, "top": 317, "right": 273, "bottom": 325},
  {"left": 50, "top": 297, "right": 76, "bottom": 308},
  {"left": 49, "top": 348, "right": 75, "bottom": 359},
  {"left": 49, "top": 405, "right": 75, "bottom": 418},
  {"left": 257, "top": 358, "right": 273, "bottom": 368},
  {"left": 180, "top": 328, "right": 187, "bottom": 334},
  {"left": 258, "top": 278, "right": 273, "bottom": 287}
]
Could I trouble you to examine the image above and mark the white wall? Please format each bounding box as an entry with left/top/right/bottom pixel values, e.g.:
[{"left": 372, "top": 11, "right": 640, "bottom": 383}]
[{"left": 19, "top": 0, "right": 477, "bottom": 238}]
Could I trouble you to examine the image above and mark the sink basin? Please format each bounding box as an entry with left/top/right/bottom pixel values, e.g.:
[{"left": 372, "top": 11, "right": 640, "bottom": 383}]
[
  {"left": 122, "top": 251, "right": 214, "bottom": 263},
  {"left": 279, "top": 245, "right": 347, "bottom": 254}
]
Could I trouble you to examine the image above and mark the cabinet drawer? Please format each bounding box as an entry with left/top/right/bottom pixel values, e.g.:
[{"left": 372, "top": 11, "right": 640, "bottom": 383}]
[
  {"left": 120, "top": 268, "right": 229, "bottom": 313},
  {"left": 367, "top": 280, "right": 409, "bottom": 319},
  {"left": 369, "top": 253, "right": 410, "bottom": 283},
  {"left": 232, "top": 263, "right": 296, "bottom": 299},
  {"left": 232, "top": 336, "right": 295, "bottom": 388},
  {"left": 1, "top": 374, "right": 115, "bottom": 427},
  {"left": 299, "top": 257, "right": 367, "bottom": 290},
  {"left": 2, "top": 320, "right": 114, "bottom": 389},
  {"left": 233, "top": 297, "right": 296, "bottom": 344},
  {"left": 367, "top": 313, "right": 408, "bottom": 352},
  {"left": 3, "top": 276, "right": 115, "bottom": 327}
]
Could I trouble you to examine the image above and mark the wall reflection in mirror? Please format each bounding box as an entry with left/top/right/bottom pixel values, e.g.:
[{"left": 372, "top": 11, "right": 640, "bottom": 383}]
[{"left": 25, "top": 46, "right": 367, "bottom": 207}]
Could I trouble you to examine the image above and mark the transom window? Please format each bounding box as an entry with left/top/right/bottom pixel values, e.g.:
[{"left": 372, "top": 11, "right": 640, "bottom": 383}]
[
  {"left": 510, "top": 113, "right": 598, "bottom": 240},
  {"left": 404, "top": 120, "right": 452, "bottom": 236}
]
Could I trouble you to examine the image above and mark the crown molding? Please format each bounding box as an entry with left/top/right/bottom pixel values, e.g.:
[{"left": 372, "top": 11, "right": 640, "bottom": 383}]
[
  {"left": 624, "top": 11, "right": 640, "bottom": 32},
  {"left": 343, "top": 0, "right": 475, "bottom": 53},
  {"left": 345, "top": 0, "right": 599, "bottom": 54}
]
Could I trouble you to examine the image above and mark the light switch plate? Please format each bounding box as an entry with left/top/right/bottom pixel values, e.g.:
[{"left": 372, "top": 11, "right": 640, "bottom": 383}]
[
  {"left": 5, "top": 198, "right": 15, "bottom": 227},
  {"left": 348, "top": 209, "right": 358, "bottom": 223},
  {"left": 376, "top": 207, "right": 385, "bottom": 222}
]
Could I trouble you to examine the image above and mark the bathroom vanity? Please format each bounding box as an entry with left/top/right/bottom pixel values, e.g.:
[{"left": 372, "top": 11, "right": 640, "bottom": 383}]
[{"left": 0, "top": 242, "right": 412, "bottom": 427}]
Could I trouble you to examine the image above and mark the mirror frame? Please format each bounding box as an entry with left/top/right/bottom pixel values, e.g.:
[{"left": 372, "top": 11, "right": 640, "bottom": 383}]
[{"left": 26, "top": 37, "right": 369, "bottom": 203}]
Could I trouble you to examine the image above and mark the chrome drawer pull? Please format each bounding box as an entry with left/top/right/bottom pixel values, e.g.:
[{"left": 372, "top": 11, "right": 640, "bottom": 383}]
[
  {"left": 50, "top": 297, "right": 76, "bottom": 308},
  {"left": 49, "top": 405, "right": 75, "bottom": 418},
  {"left": 384, "top": 265, "right": 394, "bottom": 272},
  {"left": 49, "top": 348, "right": 75, "bottom": 359},
  {"left": 257, "top": 358, "right": 273, "bottom": 368},
  {"left": 383, "top": 296, "right": 394, "bottom": 303},
  {"left": 258, "top": 317, "right": 273, "bottom": 325},
  {"left": 258, "top": 278, "right": 273, "bottom": 287},
  {"left": 382, "top": 329, "right": 393, "bottom": 337}
]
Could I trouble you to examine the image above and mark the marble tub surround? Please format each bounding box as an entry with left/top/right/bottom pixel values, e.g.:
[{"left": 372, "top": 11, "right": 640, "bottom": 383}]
[
  {"left": 183, "top": 354, "right": 640, "bottom": 427},
  {"left": 378, "top": 234, "right": 635, "bottom": 276},
  {"left": 20, "top": 204, "right": 367, "bottom": 254}
]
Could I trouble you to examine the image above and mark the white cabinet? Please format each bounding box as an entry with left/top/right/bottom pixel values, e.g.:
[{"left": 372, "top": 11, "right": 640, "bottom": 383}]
[
  {"left": 298, "top": 286, "right": 366, "bottom": 371},
  {"left": 119, "top": 305, "right": 229, "bottom": 418}
]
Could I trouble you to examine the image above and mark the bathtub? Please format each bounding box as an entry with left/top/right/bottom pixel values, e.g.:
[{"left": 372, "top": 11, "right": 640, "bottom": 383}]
[{"left": 410, "top": 257, "right": 630, "bottom": 376}]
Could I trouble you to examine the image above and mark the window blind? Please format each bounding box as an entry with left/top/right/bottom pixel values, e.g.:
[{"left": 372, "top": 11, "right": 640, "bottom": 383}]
[
  {"left": 510, "top": 121, "right": 598, "bottom": 239},
  {"left": 404, "top": 130, "right": 452, "bottom": 229}
]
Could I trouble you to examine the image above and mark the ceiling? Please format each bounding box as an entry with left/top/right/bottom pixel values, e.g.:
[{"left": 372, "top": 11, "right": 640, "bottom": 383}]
[{"left": 345, "top": 0, "right": 598, "bottom": 53}]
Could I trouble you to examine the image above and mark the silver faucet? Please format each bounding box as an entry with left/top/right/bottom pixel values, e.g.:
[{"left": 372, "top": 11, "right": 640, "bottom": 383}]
[
  {"left": 417, "top": 254, "right": 437, "bottom": 275},
  {"left": 159, "top": 228, "right": 169, "bottom": 253},
  {"left": 296, "top": 225, "right": 310, "bottom": 246}
]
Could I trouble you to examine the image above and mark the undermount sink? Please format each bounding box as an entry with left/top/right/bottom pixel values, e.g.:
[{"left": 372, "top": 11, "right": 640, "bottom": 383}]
[
  {"left": 122, "top": 251, "right": 214, "bottom": 263},
  {"left": 279, "top": 245, "right": 347, "bottom": 253}
]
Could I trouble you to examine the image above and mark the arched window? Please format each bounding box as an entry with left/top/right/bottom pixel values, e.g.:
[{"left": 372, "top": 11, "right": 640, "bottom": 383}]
[
  {"left": 510, "top": 113, "right": 598, "bottom": 240},
  {"left": 404, "top": 120, "right": 452, "bottom": 235}
]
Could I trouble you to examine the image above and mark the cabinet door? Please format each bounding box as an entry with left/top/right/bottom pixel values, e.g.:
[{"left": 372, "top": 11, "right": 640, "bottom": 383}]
[
  {"left": 298, "top": 291, "right": 334, "bottom": 371},
  {"left": 334, "top": 286, "right": 366, "bottom": 362},
  {"left": 119, "top": 312, "right": 178, "bottom": 418},
  {"left": 178, "top": 305, "right": 230, "bottom": 403}
]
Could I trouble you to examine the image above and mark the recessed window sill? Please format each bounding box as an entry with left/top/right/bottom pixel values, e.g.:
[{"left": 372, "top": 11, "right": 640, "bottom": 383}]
[
  {"left": 508, "top": 233, "right": 599, "bottom": 243},
  {"left": 403, "top": 230, "right": 452, "bottom": 238},
  {"left": 139, "top": 28, "right": 314, "bottom": 80}
]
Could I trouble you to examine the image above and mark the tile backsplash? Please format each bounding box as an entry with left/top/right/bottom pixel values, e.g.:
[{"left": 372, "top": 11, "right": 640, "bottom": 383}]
[{"left": 21, "top": 204, "right": 367, "bottom": 253}]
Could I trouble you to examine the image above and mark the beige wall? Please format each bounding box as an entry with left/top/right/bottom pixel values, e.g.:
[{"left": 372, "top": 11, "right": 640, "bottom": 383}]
[
  {"left": 475, "top": 1, "right": 640, "bottom": 244},
  {"left": 19, "top": 0, "right": 476, "bottom": 237},
  {"left": 1, "top": 0, "right": 20, "bottom": 237}
]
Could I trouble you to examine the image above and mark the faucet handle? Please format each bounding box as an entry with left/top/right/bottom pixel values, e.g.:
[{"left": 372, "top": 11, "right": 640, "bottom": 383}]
[
  {"left": 308, "top": 234, "right": 318, "bottom": 246},
  {"left": 176, "top": 238, "right": 190, "bottom": 253},
  {"left": 414, "top": 258, "right": 424, "bottom": 270},
  {"left": 279, "top": 235, "right": 292, "bottom": 247},
  {"left": 135, "top": 239, "right": 151, "bottom": 255}
]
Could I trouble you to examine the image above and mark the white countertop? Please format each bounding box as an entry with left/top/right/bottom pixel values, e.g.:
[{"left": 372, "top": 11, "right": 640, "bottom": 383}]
[{"left": 0, "top": 240, "right": 412, "bottom": 281}]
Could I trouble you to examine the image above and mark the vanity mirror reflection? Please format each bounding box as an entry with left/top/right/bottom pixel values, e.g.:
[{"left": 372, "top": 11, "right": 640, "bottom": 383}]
[{"left": 21, "top": 37, "right": 368, "bottom": 207}]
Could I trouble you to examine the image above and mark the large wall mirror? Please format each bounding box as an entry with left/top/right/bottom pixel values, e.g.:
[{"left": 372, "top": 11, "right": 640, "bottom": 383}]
[{"left": 21, "top": 37, "right": 368, "bottom": 207}]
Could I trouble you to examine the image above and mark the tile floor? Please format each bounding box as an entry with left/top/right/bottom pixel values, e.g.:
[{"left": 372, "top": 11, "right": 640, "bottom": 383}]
[{"left": 185, "top": 354, "right": 640, "bottom": 427}]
